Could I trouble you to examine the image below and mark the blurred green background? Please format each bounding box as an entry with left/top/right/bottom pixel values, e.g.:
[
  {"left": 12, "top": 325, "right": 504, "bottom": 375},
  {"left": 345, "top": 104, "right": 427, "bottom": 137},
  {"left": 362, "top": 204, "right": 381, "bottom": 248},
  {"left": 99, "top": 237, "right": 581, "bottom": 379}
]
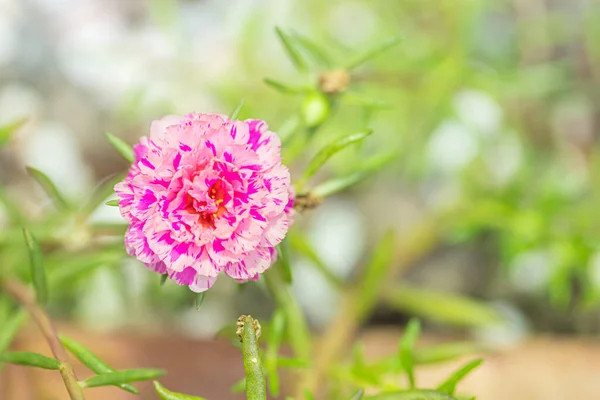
[{"left": 1, "top": 0, "right": 600, "bottom": 380}]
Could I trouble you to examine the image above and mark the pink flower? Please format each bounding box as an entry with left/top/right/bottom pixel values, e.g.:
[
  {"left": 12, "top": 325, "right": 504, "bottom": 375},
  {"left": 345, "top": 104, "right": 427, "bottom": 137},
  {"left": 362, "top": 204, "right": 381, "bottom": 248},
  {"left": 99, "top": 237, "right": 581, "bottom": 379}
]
[{"left": 115, "top": 113, "right": 295, "bottom": 292}]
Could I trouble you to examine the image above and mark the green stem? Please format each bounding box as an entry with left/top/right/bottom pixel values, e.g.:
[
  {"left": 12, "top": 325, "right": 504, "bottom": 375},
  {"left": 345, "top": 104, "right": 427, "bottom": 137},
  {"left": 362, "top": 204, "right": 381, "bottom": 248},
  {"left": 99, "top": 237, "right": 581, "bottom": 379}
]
[
  {"left": 240, "top": 316, "right": 266, "bottom": 400},
  {"left": 263, "top": 267, "right": 311, "bottom": 360}
]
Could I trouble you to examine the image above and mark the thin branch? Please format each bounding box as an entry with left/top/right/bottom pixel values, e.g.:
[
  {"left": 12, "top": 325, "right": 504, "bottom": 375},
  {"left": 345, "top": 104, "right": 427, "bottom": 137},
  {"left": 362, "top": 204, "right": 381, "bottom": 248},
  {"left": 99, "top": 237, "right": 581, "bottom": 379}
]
[{"left": 1, "top": 280, "right": 86, "bottom": 400}]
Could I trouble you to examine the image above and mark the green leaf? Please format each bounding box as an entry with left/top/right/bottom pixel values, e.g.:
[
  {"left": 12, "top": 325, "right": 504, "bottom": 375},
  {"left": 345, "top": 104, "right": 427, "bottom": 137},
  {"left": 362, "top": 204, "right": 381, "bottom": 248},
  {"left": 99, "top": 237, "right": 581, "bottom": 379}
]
[
  {"left": 263, "top": 78, "right": 302, "bottom": 94},
  {"left": 154, "top": 381, "right": 206, "bottom": 399},
  {"left": 265, "top": 309, "right": 285, "bottom": 396},
  {"left": 398, "top": 319, "right": 421, "bottom": 389},
  {"left": 300, "top": 91, "right": 330, "bottom": 128},
  {"left": 276, "top": 357, "right": 311, "bottom": 369},
  {"left": 365, "top": 389, "right": 458, "bottom": 400},
  {"left": 275, "top": 27, "right": 308, "bottom": 72},
  {"left": 414, "top": 342, "right": 486, "bottom": 365},
  {"left": 0, "top": 117, "right": 27, "bottom": 148},
  {"left": 0, "top": 352, "right": 61, "bottom": 370},
  {"left": 231, "top": 377, "right": 246, "bottom": 393},
  {"left": 346, "top": 34, "right": 403, "bottom": 70},
  {"left": 349, "top": 389, "right": 365, "bottom": 400},
  {"left": 106, "top": 133, "right": 134, "bottom": 163},
  {"left": 60, "top": 335, "right": 139, "bottom": 394},
  {"left": 287, "top": 231, "right": 344, "bottom": 290},
  {"left": 160, "top": 273, "right": 168, "bottom": 286},
  {"left": 230, "top": 99, "right": 245, "bottom": 120},
  {"left": 437, "top": 359, "right": 483, "bottom": 395},
  {"left": 382, "top": 285, "right": 502, "bottom": 327},
  {"left": 23, "top": 228, "right": 48, "bottom": 306},
  {"left": 277, "top": 239, "right": 292, "bottom": 284},
  {"left": 80, "top": 368, "right": 166, "bottom": 388},
  {"left": 240, "top": 315, "right": 267, "bottom": 400},
  {"left": 105, "top": 199, "right": 119, "bottom": 207},
  {"left": 48, "top": 251, "right": 123, "bottom": 287},
  {"left": 355, "top": 231, "right": 397, "bottom": 321},
  {"left": 312, "top": 152, "right": 396, "bottom": 197},
  {"left": 26, "top": 167, "right": 69, "bottom": 210},
  {"left": 0, "top": 310, "right": 27, "bottom": 353},
  {"left": 80, "top": 172, "right": 125, "bottom": 216},
  {"left": 195, "top": 292, "right": 206, "bottom": 310},
  {"left": 301, "top": 130, "right": 373, "bottom": 184},
  {"left": 290, "top": 32, "right": 332, "bottom": 68}
]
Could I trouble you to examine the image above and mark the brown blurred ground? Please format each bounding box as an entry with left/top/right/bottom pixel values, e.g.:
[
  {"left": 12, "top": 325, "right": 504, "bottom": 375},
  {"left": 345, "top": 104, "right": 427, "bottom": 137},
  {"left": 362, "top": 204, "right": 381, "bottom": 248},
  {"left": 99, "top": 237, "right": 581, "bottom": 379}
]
[{"left": 2, "top": 324, "right": 600, "bottom": 400}]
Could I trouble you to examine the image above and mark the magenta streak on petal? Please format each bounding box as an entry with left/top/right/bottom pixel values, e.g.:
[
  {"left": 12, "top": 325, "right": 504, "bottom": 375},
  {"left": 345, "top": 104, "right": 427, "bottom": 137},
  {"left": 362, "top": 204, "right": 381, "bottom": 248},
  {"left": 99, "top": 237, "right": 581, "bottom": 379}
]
[
  {"left": 205, "top": 140, "right": 217, "bottom": 155},
  {"left": 250, "top": 209, "right": 266, "bottom": 222},
  {"left": 213, "top": 239, "right": 225, "bottom": 253},
  {"left": 223, "top": 152, "right": 233, "bottom": 162},
  {"left": 141, "top": 158, "right": 156, "bottom": 170},
  {"left": 173, "top": 153, "right": 182, "bottom": 169},
  {"left": 170, "top": 267, "right": 196, "bottom": 285},
  {"left": 180, "top": 143, "right": 192, "bottom": 152}
]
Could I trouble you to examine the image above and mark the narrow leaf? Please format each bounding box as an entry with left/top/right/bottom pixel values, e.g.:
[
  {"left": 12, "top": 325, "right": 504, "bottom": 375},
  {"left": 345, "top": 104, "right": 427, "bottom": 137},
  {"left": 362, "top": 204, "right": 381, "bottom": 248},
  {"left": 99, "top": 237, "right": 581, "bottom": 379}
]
[
  {"left": 0, "top": 310, "right": 27, "bottom": 353},
  {"left": 195, "top": 292, "right": 206, "bottom": 310},
  {"left": 106, "top": 133, "right": 134, "bottom": 163},
  {"left": 60, "top": 335, "right": 139, "bottom": 394},
  {"left": 263, "top": 78, "right": 302, "bottom": 94},
  {"left": 26, "top": 167, "right": 69, "bottom": 210},
  {"left": 415, "top": 342, "right": 485, "bottom": 365},
  {"left": 23, "top": 228, "right": 48, "bottom": 305},
  {"left": 437, "top": 359, "right": 483, "bottom": 395},
  {"left": 80, "top": 172, "right": 125, "bottom": 216},
  {"left": 312, "top": 152, "right": 396, "bottom": 197},
  {"left": 346, "top": 34, "right": 403, "bottom": 70},
  {"left": 277, "top": 357, "right": 311, "bottom": 369},
  {"left": 349, "top": 389, "right": 365, "bottom": 400},
  {"left": 0, "top": 352, "right": 61, "bottom": 370},
  {"left": 275, "top": 27, "right": 308, "bottom": 72},
  {"left": 230, "top": 99, "right": 245, "bottom": 120},
  {"left": 231, "top": 378, "right": 246, "bottom": 393},
  {"left": 291, "top": 32, "right": 332, "bottom": 67},
  {"left": 382, "top": 285, "right": 502, "bottom": 327},
  {"left": 0, "top": 117, "right": 27, "bottom": 147},
  {"left": 287, "top": 231, "right": 344, "bottom": 290},
  {"left": 277, "top": 239, "right": 292, "bottom": 284},
  {"left": 154, "top": 381, "right": 206, "bottom": 400},
  {"left": 365, "top": 389, "right": 458, "bottom": 400},
  {"left": 301, "top": 130, "right": 373, "bottom": 183},
  {"left": 105, "top": 199, "right": 119, "bottom": 207},
  {"left": 355, "top": 231, "right": 397, "bottom": 321},
  {"left": 80, "top": 368, "right": 166, "bottom": 388},
  {"left": 160, "top": 273, "right": 168, "bottom": 286},
  {"left": 398, "top": 319, "right": 421, "bottom": 389},
  {"left": 265, "top": 309, "right": 285, "bottom": 396}
]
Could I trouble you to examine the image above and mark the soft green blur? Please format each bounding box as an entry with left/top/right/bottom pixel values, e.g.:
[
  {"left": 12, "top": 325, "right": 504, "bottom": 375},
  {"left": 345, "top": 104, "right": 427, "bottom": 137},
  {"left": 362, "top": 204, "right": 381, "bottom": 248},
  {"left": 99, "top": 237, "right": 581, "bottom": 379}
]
[{"left": 1, "top": 0, "right": 600, "bottom": 339}]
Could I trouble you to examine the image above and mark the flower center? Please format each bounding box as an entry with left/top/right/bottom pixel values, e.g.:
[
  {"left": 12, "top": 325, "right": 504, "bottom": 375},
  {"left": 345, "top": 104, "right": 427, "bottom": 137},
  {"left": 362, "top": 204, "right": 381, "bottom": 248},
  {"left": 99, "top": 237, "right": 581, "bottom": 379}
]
[{"left": 185, "top": 180, "right": 228, "bottom": 229}]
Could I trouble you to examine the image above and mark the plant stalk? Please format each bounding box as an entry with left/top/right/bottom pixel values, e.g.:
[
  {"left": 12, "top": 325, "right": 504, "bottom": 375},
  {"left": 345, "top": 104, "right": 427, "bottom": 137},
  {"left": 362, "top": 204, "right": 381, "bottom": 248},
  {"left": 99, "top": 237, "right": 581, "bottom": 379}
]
[
  {"left": 297, "top": 216, "right": 445, "bottom": 398},
  {"left": 1, "top": 280, "right": 86, "bottom": 400}
]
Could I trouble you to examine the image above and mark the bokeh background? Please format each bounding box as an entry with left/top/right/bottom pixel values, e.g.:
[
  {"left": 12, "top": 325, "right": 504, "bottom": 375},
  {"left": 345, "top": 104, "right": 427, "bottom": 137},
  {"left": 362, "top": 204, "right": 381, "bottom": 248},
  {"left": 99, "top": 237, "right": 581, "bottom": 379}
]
[{"left": 1, "top": 0, "right": 600, "bottom": 398}]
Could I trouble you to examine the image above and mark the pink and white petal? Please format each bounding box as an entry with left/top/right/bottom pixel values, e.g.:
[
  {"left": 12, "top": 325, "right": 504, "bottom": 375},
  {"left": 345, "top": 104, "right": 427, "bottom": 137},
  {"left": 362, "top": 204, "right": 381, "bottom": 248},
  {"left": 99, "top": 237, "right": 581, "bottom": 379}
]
[
  {"left": 165, "top": 242, "right": 203, "bottom": 272},
  {"left": 151, "top": 115, "right": 183, "bottom": 139},
  {"left": 124, "top": 223, "right": 161, "bottom": 264},
  {"left": 188, "top": 274, "right": 219, "bottom": 293},
  {"left": 146, "top": 261, "right": 167, "bottom": 274},
  {"left": 169, "top": 266, "right": 197, "bottom": 286},
  {"left": 260, "top": 213, "right": 288, "bottom": 248},
  {"left": 224, "top": 247, "right": 273, "bottom": 281}
]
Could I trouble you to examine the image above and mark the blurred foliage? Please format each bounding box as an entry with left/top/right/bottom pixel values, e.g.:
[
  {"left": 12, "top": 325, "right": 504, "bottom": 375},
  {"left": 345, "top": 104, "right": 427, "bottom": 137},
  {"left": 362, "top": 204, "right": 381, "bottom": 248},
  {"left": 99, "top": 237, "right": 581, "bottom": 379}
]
[{"left": 1, "top": 0, "right": 600, "bottom": 397}]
